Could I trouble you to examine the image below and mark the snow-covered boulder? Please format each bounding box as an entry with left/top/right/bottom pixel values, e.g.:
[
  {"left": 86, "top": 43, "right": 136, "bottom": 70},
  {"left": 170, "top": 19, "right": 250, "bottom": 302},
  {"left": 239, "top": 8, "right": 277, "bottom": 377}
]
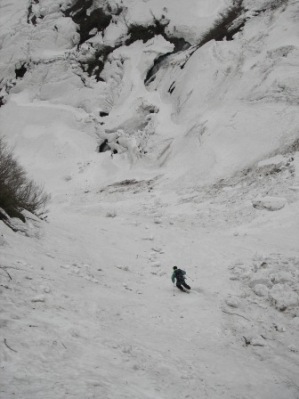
[
  {"left": 249, "top": 273, "right": 273, "bottom": 289},
  {"left": 269, "top": 284, "right": 299, "bottom": 311},
  {"left": 225, "top": 296, "right": 240, "bottom": 308},
  {"left": 270, "top": 271, "right": 293, "bottom": 285},
  {"left": 252, "top": 284, "right": 269, "bottom": 297},
  {"left": 257, "top": 155, "right": 286, "bottom": 169},
  {"left": 252, "top": 196, "right": 286, "bottom": 211}
]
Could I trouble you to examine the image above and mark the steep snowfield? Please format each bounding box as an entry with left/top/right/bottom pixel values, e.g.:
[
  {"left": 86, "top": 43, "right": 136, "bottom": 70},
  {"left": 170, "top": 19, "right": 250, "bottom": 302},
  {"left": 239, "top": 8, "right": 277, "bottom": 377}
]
[
  {"left": 147, "top": 0, "right": 299, "bottom": 186},
  {"left": 1, "top": 166, "right": 299, "bottom": 398},
  {"left": 1, "top": 0, "right": 299, "bottom": 398}
]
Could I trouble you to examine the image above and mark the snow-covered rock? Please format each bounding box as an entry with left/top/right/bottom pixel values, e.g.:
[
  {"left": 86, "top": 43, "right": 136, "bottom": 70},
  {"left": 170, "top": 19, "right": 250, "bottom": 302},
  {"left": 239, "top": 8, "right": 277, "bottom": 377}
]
[
  {"left": 257, "top": 155, "right": 286, "bottom": 169},
  {"left": 252, "top": 284, "right": 269, "bottom": 297},
  {"left": 269, "top": 284, "right": 299, "bottom": 311},
  {"left": 225, "top": 296, "right": 240, "bottom": 308},
  {"left": 31, "top": 295, "right": 46, "bottom": 303},
  {"left": 252, "top": 196, "right": 287, "bottom": 211}
]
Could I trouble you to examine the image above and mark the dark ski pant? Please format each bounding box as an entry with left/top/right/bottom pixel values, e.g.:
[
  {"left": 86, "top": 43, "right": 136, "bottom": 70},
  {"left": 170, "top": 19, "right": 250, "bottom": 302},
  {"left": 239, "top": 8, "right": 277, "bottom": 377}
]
[{"left": 176, "top": 281, "right": 191, "bottom": 291}]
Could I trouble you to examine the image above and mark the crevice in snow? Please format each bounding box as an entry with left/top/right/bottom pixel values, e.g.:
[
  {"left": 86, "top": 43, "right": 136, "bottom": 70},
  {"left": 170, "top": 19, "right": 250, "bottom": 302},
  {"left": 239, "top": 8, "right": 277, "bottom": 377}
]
[
  {"left": 145, "top": 52, "right": 174, "bottom": 86},
  {"left": 15, "top": 63, "right": 27, "bottom": 79},
  {"left": 168, "top": 82, "right": 176, "bottom": 94}
]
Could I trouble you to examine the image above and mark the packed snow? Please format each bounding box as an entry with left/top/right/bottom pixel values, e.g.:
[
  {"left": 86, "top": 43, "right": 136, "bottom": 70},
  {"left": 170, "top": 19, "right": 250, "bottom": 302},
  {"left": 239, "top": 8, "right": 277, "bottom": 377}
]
[{"left": 0, "top": 0, "right": 299, "bottom": 398}]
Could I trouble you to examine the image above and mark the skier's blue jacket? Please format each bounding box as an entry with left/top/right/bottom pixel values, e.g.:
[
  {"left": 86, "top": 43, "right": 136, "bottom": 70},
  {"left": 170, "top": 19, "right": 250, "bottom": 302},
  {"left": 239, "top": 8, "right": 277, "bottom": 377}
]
[{"left": 172, "top": 269, "right": 186, "bottom": 283}]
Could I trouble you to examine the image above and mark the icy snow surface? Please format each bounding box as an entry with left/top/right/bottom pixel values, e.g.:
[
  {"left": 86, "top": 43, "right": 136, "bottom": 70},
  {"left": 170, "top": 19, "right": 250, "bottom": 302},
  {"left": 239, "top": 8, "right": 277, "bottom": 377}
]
[{"left": 1, "top": 0, "right": 299, "bottom": 398}]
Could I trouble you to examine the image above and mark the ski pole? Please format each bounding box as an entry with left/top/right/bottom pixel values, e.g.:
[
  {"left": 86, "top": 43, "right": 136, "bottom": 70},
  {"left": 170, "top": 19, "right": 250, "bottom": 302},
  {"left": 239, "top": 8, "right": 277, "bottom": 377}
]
[{"left": 186, "top": 274, "right": 194, "bottom": 282}]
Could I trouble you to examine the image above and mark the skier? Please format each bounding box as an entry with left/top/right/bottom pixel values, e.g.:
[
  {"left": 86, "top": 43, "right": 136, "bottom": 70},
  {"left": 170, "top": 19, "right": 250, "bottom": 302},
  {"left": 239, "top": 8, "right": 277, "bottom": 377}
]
[{"left": 171, "top": 266, "right": 191, "bottom": 292}]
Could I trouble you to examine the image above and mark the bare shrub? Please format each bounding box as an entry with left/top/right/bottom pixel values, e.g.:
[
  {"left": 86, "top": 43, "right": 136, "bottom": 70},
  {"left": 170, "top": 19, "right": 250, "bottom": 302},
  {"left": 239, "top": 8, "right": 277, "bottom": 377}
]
[{"left": 0, "top": 136, "right": 50, "bottom": 221}]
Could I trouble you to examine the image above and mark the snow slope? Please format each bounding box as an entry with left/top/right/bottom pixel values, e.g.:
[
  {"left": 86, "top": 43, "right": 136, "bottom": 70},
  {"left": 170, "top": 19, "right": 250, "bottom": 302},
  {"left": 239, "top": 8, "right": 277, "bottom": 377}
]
[{"left": 1, "top": 0, "right": 299, "bottom": 398}]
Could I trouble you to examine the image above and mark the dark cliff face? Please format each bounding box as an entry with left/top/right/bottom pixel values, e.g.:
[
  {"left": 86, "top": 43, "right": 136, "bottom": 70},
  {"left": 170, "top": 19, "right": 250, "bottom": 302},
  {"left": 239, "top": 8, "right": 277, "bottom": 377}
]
[
  {"left": 0, "top": 0, "right": 287, "bottom": 106},
  {"left": 64, "top": 0, "right": 113, "bottom": 44},
  {"left": 62, "top": 0, "right": 190, "bottom": 83},
  {"left": 62, "top": 1, "right": 115, "bottom": 81}
]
